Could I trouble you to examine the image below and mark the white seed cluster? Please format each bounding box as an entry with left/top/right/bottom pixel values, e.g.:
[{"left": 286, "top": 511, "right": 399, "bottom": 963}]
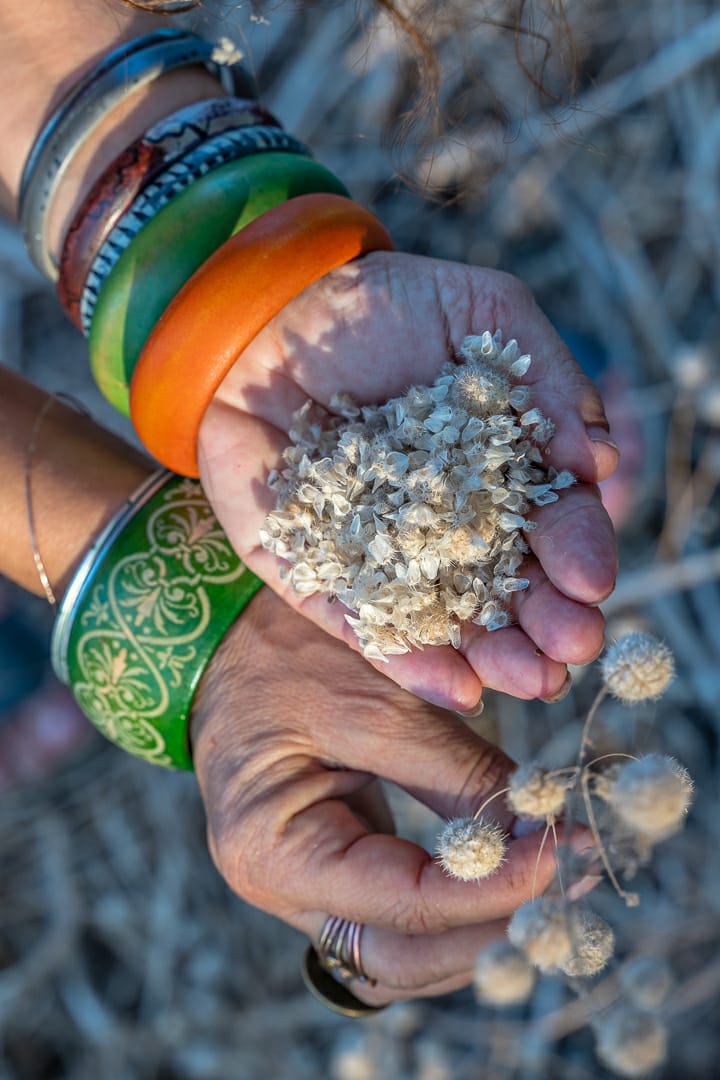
[
  {"left": 594, "top": 1007, "right": 668, "bottom": 1078},
  {"left": 600, "top": 633, "right": 675, "bottom": 704},
  {"left": 435, "top": 816, "right": 507, "bottom": 881},
  {"left": 261, "top": 331, "right": 573, "bottom": 659},
  {"left": 507, "top": 763, "right": 569, "bottom": 820},
  {"left": 473, "top": 940, "right": 537, "bottom": 1005},
  {"left": 561, "top": 906, "right": 615, "bottom": 978},
  {"left": 601, "top": 753, "right": 693, "bottom": 841},
  {"left": 507, "top": 898, "right": 573, "bottom": 972}
]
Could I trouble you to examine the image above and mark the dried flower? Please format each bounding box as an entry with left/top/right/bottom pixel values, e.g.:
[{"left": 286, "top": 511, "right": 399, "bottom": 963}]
[
  {"left": 473, "top": 940, "right": 537, "bottom": 1005},
  {"left": 436, "top": 817, "right": 507, "bottom": 881},
  {"left": 594, "top": 1006, "right": 668, "bottom": 1078},
  {"left": 601, "top": 753, "right": 693, "bottom": 841},
  {"left": 261, "top": 331, "right": 572, "bottom": 659},
  {"left": 561, "top": 906, "right": 615, "bottom": 977},
  {"left": 619, "top": 956, "right": 673, "bottom": 1011},
  {"left": 507, "top": 763, "right": 568, "bottom": 820},
  {"left": 507, "top": 898, "right": 573, "bottom": 972},
  {"left": 600, "top": 634, "right": 675, "bottom": 704}
]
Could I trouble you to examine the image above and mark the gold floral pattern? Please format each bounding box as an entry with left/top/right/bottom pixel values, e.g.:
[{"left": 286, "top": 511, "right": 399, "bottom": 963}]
[{"left": 69, "top": 477, "right": 255, "bottom": 768}]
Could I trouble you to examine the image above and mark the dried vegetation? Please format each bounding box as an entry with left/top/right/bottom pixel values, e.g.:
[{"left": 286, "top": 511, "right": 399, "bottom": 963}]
[{"left": 2, "top": 0, "right": 720, "bottom": 1076}]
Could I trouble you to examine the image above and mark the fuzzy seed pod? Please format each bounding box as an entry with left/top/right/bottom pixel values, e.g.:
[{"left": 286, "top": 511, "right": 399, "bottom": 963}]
[
  {"left": 473, "top": 940, "right": 537, "bottom": 1005},
  {"left": 603, "top": 753, "right": 693, "bottom": 841},
  {"left": 507, "top": 763, "right": 568, "bottom": 820},
  {"left": 507, "top": 898, "right": 572, "bottom": 972},
  {"left": 594, "top": 1006, "right": 668, "bottom": 1078},
  {"left": 436, "top": 817, "right": 507, "bottom": 881},
  {"left": 600, "top": 633, "right": 675, "bottom": 704},
  {"left": 561, "top": 906, "right": 615, "bottom": 977},
  {"left": 619, "top": 956, "right": 674, "bottom": 1011}
]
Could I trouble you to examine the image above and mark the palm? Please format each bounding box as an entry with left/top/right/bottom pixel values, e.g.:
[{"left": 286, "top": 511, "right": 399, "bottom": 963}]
[{"left": 198, "top": 252, "right": 618, "bottom": 709}]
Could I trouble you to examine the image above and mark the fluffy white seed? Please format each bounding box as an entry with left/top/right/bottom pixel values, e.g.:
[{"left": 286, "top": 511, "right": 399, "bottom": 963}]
[
  {"left": 507, "top": 763, "right": 568, "bottom": 820},
  {"left": 601, "top": 634, "right": 675, "bottom": 704},
  {"left": 594, "top": 1007, "right": 668, "bottom": 1078},
  {"left": 561, "top": 906, "right": 615, "bottom": 977},
  {"left": 436, "top": 817, "right": 507, "bottom": 881},
  {"left": 604, "top": 754, "right": 693, "bottom": 840},
  {"left": 473, "top": 940, "right": 537, "bottom": 1005},
  {"left": 507, "top": 898, "right": 573, "bottom": 972}
]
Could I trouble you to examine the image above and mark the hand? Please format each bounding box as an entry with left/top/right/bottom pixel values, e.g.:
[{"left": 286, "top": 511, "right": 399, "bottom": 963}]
[
  {"left": 191, "top": 587, "right": 594, "bottom": 1006},
  {"left": 198, "top": 252, "right": 618, "bottom": 711}
]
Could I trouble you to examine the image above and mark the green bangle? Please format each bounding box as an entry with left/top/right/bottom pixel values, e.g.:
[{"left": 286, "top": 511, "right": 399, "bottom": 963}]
[
  {"left": 88, "top": 152, "right": 349, "bottom": 415},
  {"left": 51, "top": 471, "right": 263, "bottom": 770}
]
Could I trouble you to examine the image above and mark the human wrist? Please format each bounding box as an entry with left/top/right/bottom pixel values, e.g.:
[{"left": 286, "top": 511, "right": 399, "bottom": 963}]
[{"left": 51, "top": 470, "right": 263, "bottom": 770}]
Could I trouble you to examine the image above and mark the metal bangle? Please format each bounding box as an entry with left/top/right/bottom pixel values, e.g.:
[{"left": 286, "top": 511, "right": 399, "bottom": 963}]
[
  {"left": 19, "top": 28, "right": 252, "bottom": 281},
  {"left": 79, "top": 125, "right": 308, "bottom": 334}
]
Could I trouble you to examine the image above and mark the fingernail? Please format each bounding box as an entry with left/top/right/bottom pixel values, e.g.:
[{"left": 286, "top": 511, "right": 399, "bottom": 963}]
[
  {"left": 567, "top": 873, "right": 603, "bottom": 902},
  {"left": 455, "top": 699, "right": 484, "bottom": 718},
  {"left": 587, "top": 426, "right": 619, "bottom": 452},
  {"left": 540, "top": 672, "right": 572, "bottom": 704}
]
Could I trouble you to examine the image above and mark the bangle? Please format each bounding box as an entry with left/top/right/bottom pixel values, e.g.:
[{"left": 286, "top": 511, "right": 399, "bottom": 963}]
[
  {"left": 19, "top": 28, "right": 250, "bottom": 280},
  {"left": 89, "top": 153, "right": 350, "bottom": 415},
  {"left": 130, "top": 193, "right": 394, "bottom": 477},
  {"left": 79, "top": 124, "right": 308, "bottom": 334},
  {"left": 58, "top": 96, "right": 279, "bottom": 330},
  {"left": 50, "top": 470, "right": 263, "bottom": 770}
]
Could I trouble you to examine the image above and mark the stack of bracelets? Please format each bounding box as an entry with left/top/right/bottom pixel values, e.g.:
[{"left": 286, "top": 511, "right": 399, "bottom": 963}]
[{"left": 19, "top": 27, "right": 394, "bottom": 773}]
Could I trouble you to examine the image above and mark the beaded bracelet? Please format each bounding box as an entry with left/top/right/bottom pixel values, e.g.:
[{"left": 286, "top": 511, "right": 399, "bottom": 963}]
[
  {"left": 89, "top": 152, "right": 350, "bottom": 414},
  {"left": 80, "top": 124, "right": 308, "bottom": 334},
  {"left": 19, "top": 28, "right": 251, "bottom": 280},
  {"left": 51, "top": 471, "right": 263, "bottom": 770},
  {"left": 130, "top": 192, "right": 394, "bottom": 477},
  {"left": 58, "top": 96, "right": 279, "bottom": 330}
]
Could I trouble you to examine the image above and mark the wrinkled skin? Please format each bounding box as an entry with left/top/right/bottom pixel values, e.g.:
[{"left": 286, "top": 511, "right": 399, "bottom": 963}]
[
  {"left": 192, "top": 587, "right": 598, "bottom": 1006},
  {"left": 199, "top": 252, "right": 618, "bottom": 711}
]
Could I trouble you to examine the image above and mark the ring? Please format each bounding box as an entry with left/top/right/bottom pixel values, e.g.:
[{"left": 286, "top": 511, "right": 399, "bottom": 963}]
[
  {"left": 302, "top": 946, "right": 385, "bottom": 1018},
  {"left": 317, "top": 916, "right": 372, "bottom": 985}
]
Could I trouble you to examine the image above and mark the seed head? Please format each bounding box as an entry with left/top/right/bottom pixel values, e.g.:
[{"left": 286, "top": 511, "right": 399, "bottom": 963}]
[
  {"left": 450, "top": 364, "right": 511, "bottom": 414},
  {"left": 594, "top": 1006, "right": 668, "bottom": 1078},
  {"left": 619, "top": 956, "right": 674, "bottom": 1011},
  {"left": 507, "top": 763, "right": 568, "bottom": 820},
  {"left": 507, "top": 898, "right": 572, "bottom": 972},
  {"left": 561, "top": 906, "right": 615, "bottom": 977},
  {"left": 473, "top": 940, "right": 536, "bottom": 1005},
  {"left": 603, "top": 753, "right": 693, "bottom": 841},
  {"left": 600, "top": 634, "right": 675, "bottom": 704},
  {"left": 436, "top": 817, "right": 507, "bottom": 881}
]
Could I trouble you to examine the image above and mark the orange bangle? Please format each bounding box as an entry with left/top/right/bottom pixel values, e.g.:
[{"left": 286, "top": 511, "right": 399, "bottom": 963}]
[{"left": 129, "top": 193, "right": 394, "bottom": 477}]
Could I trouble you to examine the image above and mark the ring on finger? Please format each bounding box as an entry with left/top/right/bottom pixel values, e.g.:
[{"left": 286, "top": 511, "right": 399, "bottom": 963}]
[{"left": 317, "top": 915, "right": 375, "bottom": 985}]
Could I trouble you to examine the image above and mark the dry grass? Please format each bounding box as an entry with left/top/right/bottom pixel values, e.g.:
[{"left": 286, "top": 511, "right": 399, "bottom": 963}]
[{"left": 1, "top": 1, "right": 719, "bottom": 1076}]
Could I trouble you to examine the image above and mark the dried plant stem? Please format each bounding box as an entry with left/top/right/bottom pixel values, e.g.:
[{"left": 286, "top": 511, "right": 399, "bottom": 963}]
[
  {"left": 580, "top": 770, "right": 638, "bottom": 908},
  {"left": 530, "top": 822, "right": 551, "bottom": 901}
]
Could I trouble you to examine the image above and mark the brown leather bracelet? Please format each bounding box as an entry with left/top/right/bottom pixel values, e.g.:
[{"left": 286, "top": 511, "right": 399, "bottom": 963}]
[{"left": 58, "top": 96, "right": 278, "bottom": 329}]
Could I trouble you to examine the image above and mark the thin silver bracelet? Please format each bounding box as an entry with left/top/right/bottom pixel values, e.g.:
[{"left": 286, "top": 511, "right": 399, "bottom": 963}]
[{"left": 19, "top": 28, "right": 251, "bottom": 281}]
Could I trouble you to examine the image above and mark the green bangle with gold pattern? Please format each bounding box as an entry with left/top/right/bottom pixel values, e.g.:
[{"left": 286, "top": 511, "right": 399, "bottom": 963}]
[
  {"left": 51, "top": 470, "right": 263, "bottom": 770},
  {"left": 88, "top": 151, "right": 349, "bottom": 415}
]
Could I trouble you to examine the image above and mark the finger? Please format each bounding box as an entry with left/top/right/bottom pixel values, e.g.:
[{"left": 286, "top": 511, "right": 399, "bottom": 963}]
[
  {"left": 527, "top": 483, "right": 618, "bottom": 604},
  {"left": 300, "top": 915, "right": 509, "bottom": 999},
  {"left": 459, "top": 624, "right": 568, "bottom": 701},
  {"left": 508, "top": 556, "right": 606, "bottom": 666},
  {"left": 460, "top": 264, "right": 621, "bottom": 484}
]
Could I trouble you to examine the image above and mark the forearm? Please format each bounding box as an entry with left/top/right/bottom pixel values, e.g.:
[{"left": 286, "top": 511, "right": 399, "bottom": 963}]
[
  {"left": 0, "top": 0, "right": 225, "bottom": 257},
  {"left": 0, "top": 366, "right": 152, "bottom": 599}
]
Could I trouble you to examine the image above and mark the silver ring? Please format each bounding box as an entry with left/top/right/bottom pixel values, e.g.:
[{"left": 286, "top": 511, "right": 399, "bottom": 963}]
[{"left": 316, "top": 917, "right": 372, "bottom": 985}]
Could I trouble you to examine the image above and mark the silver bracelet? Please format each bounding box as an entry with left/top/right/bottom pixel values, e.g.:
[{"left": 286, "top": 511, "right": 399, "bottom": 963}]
[{"left": 19, "top": 28, "right": 251, "bottom": 281}]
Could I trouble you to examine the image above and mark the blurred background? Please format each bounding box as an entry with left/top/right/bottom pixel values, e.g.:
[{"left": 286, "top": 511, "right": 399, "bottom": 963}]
[{"left": 0, "top": 1, "right": 718, "bottom": 1076}]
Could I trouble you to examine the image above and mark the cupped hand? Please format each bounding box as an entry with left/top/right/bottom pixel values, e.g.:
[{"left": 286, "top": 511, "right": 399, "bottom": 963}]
[
  {"left": 191, "top": 587, "right": 595, "bottom": 1006},
  {"left": 198, "top": 252, "right": 618, "bottom": 711}
]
